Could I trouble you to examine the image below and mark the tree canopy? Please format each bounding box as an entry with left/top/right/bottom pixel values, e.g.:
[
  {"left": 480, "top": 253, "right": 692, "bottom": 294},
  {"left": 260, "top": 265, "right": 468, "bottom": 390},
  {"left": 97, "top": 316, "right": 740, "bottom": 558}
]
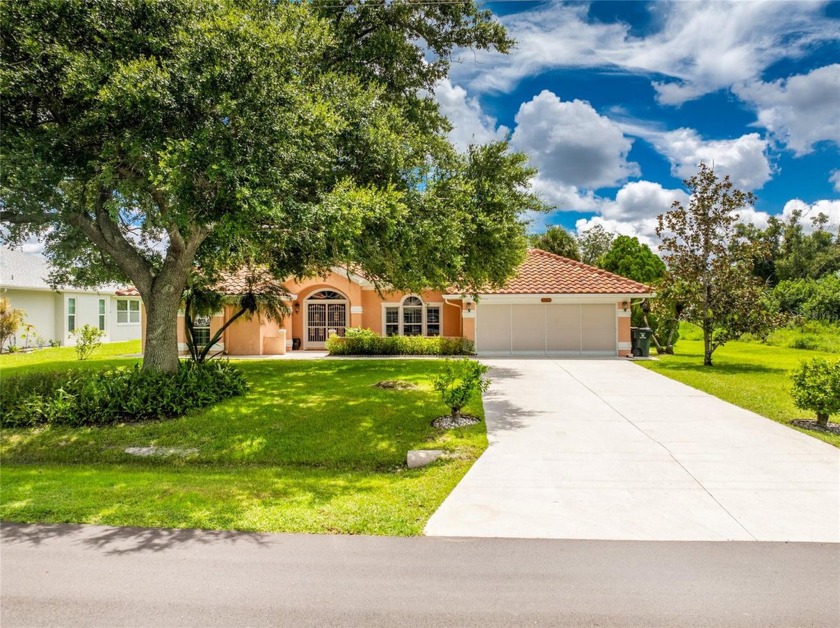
[
  {"left": 600, "top": 235, "right": 665, "bottom": 285},
  {"left": 656, "top": 163, "right": 772, "bottom": 366},
  {"left": 736, "top": 211, "right": 840, "bottom": 285},
  {"left": 529, "top": 226, "right": 580, "bottom": 260},
  {"left": 577, "top": 225, "right": 615, "bottom": 266},
  {"left": 1, "top": 0, "right": 542, "bottom": 372}
]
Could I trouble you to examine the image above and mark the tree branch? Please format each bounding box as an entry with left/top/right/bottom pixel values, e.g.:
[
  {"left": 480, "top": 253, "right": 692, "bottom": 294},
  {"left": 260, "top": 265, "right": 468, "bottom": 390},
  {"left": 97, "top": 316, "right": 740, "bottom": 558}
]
[
  {"left": 0, "top": 210, "right": 54, "bottom": 225},
  {"left": 68, "top": 187, "right": 154, "bottom": 295}
]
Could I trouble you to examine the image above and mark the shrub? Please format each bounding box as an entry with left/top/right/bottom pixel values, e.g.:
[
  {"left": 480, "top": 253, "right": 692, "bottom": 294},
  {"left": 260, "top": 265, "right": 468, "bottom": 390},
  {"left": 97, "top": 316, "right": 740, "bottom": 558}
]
[
  {"left": 0, "top": 361, "right": 248, "bottom": 428},
  {"left": 791, "top": 358, "right": 840, "bottom": 428},
  {"left": 71, "top": 324, "right": 105, "bottom": 360},
  {"left": 326, "top": 328, "right": 475, "bottom": 356},
  {"left": 771, "top": 276, "right": 840, "bottom": 321},
  {"left": 432, "top": 358, "right": 490, "bottom": 419},
  {"left": 0, "top": 298, "right": 24, "bottom": 352}
]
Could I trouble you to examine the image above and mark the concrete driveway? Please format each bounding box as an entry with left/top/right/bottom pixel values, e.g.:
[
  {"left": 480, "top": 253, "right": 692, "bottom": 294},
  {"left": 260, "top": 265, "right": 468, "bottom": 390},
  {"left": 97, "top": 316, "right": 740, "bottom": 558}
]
[{"left": 425, "top": 359, "right": 840, "bottom": 542}]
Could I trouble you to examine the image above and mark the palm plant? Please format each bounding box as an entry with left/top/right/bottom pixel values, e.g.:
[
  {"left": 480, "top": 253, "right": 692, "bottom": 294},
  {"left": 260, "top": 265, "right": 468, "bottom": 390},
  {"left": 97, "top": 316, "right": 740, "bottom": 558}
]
[{"left": 183, "top": 271, "right": 290, "bottom": 363}]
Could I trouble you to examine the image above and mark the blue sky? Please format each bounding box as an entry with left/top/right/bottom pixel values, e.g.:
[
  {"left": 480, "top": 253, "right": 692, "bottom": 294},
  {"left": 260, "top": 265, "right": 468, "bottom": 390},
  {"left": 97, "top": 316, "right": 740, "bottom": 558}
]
[{"left": 435, "top": 0, "right": 840, "bottom": 243}]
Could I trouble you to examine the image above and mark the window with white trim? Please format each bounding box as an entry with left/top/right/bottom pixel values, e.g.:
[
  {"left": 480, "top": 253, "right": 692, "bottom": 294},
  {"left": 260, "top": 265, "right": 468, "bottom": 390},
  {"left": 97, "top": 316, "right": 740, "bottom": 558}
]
[
  {"left": 117, "top": 299, "right": 140, "bottom": 324},
  {"left": 384, "top": 296, "right": 441, "bottom": 337},
  {"left": 67, "top": 297, "right": 76, "bottom": 333},
  {"left": 98, "top": 299, "right": 106, "bottom": 331},
  {"left": 192, "top": 315, "right": 211, "bottom": 347}
]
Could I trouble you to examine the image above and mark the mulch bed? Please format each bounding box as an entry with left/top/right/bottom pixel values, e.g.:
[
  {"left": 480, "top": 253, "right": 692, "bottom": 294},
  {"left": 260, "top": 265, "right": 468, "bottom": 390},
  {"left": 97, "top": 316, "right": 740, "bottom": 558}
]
[
  {"left": 790, "top": 419, "right": 840, "bottom": 436},
  {"left": 432, "top": 414, "right": 480, "bottom": 429}
]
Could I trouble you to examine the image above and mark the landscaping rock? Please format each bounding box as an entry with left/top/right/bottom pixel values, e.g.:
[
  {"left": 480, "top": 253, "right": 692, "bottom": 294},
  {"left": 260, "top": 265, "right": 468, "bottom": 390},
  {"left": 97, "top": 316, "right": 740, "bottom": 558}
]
[
  {"left": 432, "top": 415, "right": 480, "bottom": 429},
  {"left": 407, "top": 449, "right": 444, "bottom": 469},
  {"left": 374, "top": 380, "right": 418, "bottom": 390},
  {"left": 790, "top": 419, "right": 840, "bottom": 436},
  {"left": 124, "top": 447, "right": 199, "bottom": 457}
]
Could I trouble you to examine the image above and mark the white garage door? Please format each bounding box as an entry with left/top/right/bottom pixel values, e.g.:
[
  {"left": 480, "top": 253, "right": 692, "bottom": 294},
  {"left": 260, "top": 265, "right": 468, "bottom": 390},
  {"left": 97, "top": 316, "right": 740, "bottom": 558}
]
[{"left": 476, "top": 303, "right": 616, "bottom": 356}]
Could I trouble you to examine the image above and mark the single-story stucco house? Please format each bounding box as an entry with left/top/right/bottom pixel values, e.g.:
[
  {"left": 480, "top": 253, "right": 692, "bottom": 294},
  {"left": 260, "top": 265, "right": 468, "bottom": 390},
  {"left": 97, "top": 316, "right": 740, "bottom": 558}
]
[
  {"left": 0, "top": 247, "right": 143, "bottom": 348},
  {"left": 134, "top": 249, "right": 652, "bottom": 357}
]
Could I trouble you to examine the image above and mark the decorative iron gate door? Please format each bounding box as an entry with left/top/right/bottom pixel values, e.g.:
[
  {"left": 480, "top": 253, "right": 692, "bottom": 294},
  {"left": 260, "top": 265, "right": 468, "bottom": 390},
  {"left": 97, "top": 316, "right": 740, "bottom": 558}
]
[{"left": 305, "top": 291, "right": 347, "bottom": 348}]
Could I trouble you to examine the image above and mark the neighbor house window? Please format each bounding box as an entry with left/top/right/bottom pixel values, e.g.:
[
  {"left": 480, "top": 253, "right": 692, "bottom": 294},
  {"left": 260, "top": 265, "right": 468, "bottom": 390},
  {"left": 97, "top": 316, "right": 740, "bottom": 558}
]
[
  {"left": 67, "top": 297, "right": 76, "bottom": 333},
  {"left": 98, "top": 299, "right": 106, "bottom": 331},
  {"left": 117, "top": 299, "right": 140, "bottom": 324},
  {"left": 192, "top": 315, "right": 211, "bottom": 347},
  {"left": 384, "top": 296, "right": 442, "bottom": 337}
]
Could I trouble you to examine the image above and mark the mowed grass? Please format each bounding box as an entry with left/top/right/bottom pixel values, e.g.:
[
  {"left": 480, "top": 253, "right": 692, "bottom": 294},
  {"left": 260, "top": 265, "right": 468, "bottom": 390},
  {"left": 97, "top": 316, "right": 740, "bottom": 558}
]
[
  {"left": 638, "top": 332, "right": 840, "bottom": 448},
  {"left": 0, "top": 339, "right": 142, "bottom": 375},
  {"left": 0, "top": 355, "right": 487, "bottom": 535}
]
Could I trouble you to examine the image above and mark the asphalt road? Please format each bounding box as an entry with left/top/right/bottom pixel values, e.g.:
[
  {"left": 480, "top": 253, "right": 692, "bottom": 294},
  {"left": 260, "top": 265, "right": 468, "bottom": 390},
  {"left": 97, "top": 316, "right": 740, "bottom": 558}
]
[{"left": 2, "top": 522, "right": 839, "bottom": 627}]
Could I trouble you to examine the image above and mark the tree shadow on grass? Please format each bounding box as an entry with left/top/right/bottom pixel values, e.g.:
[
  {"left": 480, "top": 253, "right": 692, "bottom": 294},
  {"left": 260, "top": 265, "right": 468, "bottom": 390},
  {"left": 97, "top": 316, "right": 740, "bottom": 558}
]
[{"left": 654, "top": 361, "right": 784, "bottom": 376}]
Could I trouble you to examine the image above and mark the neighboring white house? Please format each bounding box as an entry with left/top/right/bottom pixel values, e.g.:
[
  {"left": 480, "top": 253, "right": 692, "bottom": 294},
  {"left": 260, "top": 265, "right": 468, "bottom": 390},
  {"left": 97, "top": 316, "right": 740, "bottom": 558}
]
[{"left": 0, "top": 247, "right": 143, "bottom": 348}]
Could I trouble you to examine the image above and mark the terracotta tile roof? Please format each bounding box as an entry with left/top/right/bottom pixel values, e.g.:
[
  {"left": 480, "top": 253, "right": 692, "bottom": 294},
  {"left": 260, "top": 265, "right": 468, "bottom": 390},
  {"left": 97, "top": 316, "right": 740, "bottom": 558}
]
[
  {"left": 479, "top": 249, "right": 652, "bottom": 295},
  {"left": 213, "top": 268, "right": 290, "bottom": 296}
]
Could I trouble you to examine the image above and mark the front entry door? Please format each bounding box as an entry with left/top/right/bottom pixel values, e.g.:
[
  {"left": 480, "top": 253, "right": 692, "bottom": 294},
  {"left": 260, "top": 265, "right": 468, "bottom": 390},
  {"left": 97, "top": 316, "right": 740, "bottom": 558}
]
[{"left": 305, "top": 291, "right": 348, "bottom": 349}]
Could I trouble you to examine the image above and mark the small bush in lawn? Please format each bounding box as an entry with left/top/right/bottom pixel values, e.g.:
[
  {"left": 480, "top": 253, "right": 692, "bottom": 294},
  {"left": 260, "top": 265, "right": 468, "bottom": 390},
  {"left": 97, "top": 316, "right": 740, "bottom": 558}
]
[
  {"left": 432, "top": 358, "right": 490, "bottom": 419},
  {"left": 0, "top": 361, "right": 248, "bottom": 428},
  {"left": 791, "top": 358, "right": 840, "bottom": 428},
  {"left": 71, "top": 324, "right": 105, "bottom": 360},
  {"left": 326, "top": 328, "right": 474, "bottom": 356}
]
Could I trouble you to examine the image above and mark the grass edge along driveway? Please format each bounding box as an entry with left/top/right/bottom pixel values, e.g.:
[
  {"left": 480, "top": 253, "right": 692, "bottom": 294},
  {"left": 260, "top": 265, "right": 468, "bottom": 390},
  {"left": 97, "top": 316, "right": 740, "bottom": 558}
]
[
  {"left": 0, "top": 356, "right": 487, "bottom": 536},
  {"left": 637, "top": 339, "right": 840, "bottom": 449}
]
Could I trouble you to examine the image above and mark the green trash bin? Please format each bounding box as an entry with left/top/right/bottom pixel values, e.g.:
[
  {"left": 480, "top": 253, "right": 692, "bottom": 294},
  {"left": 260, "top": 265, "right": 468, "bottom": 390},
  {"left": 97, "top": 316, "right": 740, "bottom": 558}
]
[{"left": 632, "top": 327, "right": 652, "bottom": 357}]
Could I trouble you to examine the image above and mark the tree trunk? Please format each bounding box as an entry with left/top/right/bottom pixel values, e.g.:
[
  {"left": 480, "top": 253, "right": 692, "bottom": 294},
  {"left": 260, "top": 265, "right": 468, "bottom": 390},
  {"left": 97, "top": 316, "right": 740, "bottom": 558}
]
[
  {"left": 142, "top": 266, "right": 191, "bottom": 373},
  {"left": 703, "top": 284, "right": 713, "bottom": 366},
  {"left": 816, "top": 413, "right": 829, "bottom": 429},
  {"left": 451, "top": 408, "right": 462, "bottom": 420},
  {"left": 642, "top": 312, "right": 665, "bottom": 354}
]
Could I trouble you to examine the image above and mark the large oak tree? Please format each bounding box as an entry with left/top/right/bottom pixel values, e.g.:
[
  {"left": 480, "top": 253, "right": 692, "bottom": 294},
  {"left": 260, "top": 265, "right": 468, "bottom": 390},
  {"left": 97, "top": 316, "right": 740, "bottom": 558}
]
[{"left": 1, "top": 0, "right": 541, "bottom": 372}]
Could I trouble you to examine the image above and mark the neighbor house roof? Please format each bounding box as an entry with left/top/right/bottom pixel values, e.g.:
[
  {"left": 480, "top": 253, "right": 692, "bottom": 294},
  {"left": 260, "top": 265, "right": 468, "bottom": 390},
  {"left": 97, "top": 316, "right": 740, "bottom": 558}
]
[
  {"left": 1, "top": 247, "right": 137, "bottom": 296},
  {"left": 477, "top": 249, "right": 652, "bottom": 295},
  {"left": 0, "top": 247, "right": 53, "bottom": 290}
]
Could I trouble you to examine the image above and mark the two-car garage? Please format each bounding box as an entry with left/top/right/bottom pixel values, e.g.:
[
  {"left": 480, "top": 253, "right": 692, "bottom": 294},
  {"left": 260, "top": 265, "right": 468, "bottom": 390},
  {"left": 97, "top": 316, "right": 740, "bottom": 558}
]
[
  {"left": 463, "top": 249, "right": 652, "bottom": 357},
  {"left": 475, "top": 302, "right": 618, "bottom": 356}
]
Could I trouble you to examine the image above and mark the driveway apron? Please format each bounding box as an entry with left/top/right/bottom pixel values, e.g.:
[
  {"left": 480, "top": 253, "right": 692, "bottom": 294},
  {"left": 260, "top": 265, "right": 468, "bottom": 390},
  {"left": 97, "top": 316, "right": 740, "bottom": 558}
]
[{"left": 425, "top": 359, "right": 840, "bottom": 542}]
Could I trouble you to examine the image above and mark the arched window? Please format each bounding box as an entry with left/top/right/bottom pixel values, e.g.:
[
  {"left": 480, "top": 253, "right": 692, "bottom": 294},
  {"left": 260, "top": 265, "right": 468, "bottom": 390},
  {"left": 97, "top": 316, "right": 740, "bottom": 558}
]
[
  {"left": 309, "top": 290, "right": 345, "bottom": 300},
  {"left": 384, "top": 296, "right": 441, "bottom": 337}
]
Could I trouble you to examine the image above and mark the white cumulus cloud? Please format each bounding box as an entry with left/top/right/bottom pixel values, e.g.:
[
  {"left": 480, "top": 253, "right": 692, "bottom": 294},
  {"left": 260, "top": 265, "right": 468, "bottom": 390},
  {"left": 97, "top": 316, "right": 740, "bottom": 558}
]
[
  {"left": 830, "top": 170, "right": 840, "bottom": 193},
  {"left": 433, "top": 79, "right": 510, "bottom": 151},
  {"left": 600, "top": 180, "right": 689, "bottom": 221},
  {"left": 781, "top": 199, "right": 840, "bottom": 232},
  {"left": 509, "top": 90, "right": 638, "bottom": 202},
  {"left": 644, "top": 128, "right": 772, "bottom": 190},
  {"left": 734, "top": 64, "right": 840, "bottom": 156}
]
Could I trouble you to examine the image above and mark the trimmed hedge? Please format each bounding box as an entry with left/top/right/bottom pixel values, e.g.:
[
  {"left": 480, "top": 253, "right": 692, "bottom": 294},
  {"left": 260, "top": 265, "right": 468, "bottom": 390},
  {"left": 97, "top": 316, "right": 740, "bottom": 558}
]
[
  {"left": 1, "top": 361, "right": 247, "bottom": 428},
  {"left": 326, "top": 328, "right": 474, "bottom": 356}
]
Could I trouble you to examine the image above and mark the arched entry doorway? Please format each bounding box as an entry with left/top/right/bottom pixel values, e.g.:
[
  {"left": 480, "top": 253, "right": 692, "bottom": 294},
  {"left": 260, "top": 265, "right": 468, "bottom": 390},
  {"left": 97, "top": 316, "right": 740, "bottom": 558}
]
[{"left": 304, "top": 289, "right": 348, "bottom": 349}]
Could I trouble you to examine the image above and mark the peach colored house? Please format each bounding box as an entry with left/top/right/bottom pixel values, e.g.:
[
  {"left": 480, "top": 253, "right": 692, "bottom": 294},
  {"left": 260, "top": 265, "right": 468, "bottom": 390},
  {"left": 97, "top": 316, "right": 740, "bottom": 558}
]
[{"left": 143, "top": 249, "right": 653, "bottom": 357}]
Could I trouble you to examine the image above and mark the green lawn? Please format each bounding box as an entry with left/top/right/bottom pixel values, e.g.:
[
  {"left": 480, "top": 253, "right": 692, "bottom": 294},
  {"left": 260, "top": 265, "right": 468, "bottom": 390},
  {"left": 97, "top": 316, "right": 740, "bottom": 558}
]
[
  {"left": 638, "top": 334, "right": 840, "bottom": 448},
  {"left": 0, "top": 340, "right": 142, "bottom": 374},
  {"left": 0, "top": 353, "right": 487, "bottom": 535}
]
